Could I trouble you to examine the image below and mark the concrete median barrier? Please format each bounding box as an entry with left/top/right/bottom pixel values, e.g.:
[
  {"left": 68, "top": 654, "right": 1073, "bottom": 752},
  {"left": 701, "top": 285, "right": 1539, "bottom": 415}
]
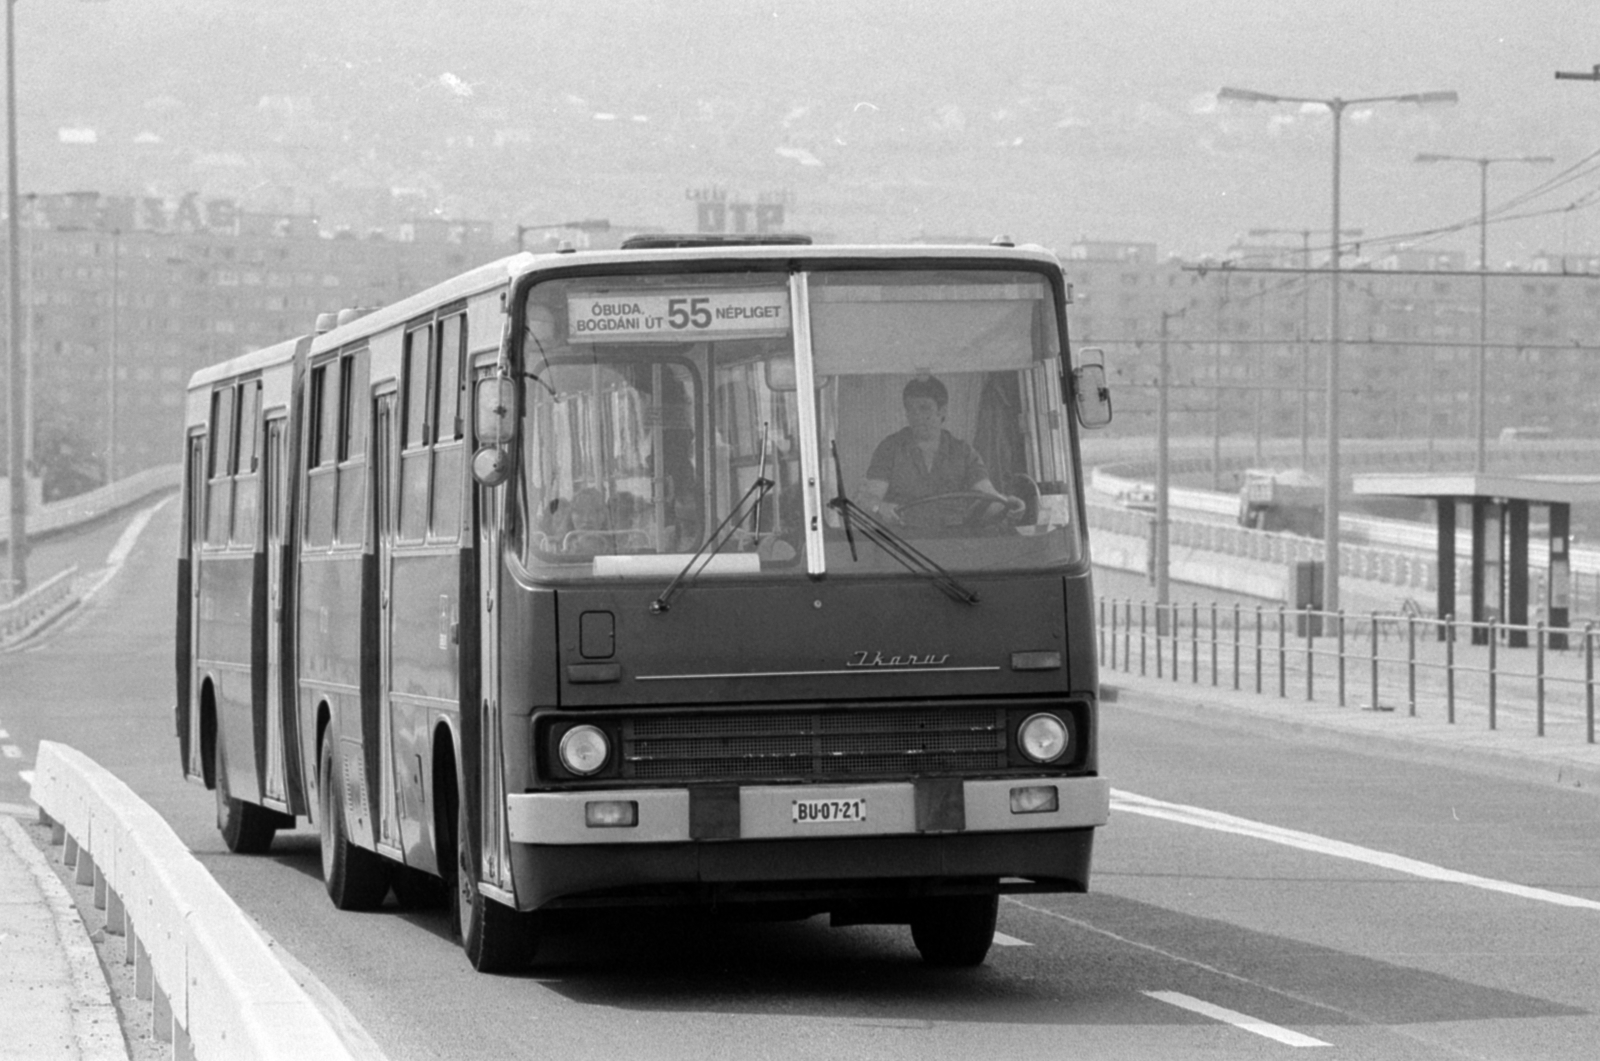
[{"left": 29, "top": 741, "right": 362, "bottom": 1061}]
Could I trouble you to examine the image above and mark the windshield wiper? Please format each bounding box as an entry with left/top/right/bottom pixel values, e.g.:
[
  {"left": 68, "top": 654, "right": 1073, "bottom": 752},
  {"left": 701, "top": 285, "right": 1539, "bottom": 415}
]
[
  {"left": 828, "top": 441, "right": 979, "bottom": 606},
  {"left": 651, "top": 475, "right": 774, "bottom": 614}
]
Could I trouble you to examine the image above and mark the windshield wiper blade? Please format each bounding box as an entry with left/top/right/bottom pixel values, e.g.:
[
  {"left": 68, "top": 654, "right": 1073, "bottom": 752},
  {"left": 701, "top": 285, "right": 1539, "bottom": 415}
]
[
  {"left": 651, "top": 476, "right": 774, "bottom": 614},
  {"left": 826, "top": 495, "right": 980, "bottom": 606}
]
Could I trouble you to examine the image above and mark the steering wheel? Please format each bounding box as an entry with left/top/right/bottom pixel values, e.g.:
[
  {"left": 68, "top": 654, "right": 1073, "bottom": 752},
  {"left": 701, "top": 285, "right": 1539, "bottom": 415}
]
[{"left": 897, "top": 491, "right": 1018, "bottom": 527}]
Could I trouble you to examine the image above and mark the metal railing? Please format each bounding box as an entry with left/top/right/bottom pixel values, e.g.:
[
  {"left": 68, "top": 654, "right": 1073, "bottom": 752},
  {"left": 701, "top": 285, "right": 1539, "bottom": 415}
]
[
  {"left": 0, "top": 565, "right": 78, "bottom": 647},
  {"left": 1098, "top": 597, "right": 1597, "bottom": 745}
]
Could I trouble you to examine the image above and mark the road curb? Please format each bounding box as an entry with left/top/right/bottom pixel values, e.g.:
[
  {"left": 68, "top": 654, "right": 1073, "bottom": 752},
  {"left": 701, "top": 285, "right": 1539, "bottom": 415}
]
[{"left": 1103, "top": 679, "right": 1600, "bottom": 797}]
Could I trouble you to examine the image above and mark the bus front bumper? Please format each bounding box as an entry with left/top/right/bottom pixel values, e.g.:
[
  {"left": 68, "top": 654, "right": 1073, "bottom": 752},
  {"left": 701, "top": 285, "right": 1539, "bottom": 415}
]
[{"left": 505, "top": 776, "right": 1109, "bottom": 845}]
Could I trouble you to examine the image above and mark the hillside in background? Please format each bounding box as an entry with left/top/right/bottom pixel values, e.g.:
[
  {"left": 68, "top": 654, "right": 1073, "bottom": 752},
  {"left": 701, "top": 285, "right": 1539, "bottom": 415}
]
[{"left": 21, "top": 0, "right": 1600, "bottom": 257}]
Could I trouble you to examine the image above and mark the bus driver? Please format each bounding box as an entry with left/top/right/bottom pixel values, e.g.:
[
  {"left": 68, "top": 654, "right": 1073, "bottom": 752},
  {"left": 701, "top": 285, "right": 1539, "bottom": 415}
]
[{"left": 860, "top": 375, "right": 1023, "bottom": 530}]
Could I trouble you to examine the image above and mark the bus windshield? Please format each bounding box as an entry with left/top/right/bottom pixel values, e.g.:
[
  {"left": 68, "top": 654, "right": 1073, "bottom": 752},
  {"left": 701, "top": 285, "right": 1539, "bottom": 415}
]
[{"left": 516, "top": 267, "right": 1083, "bottom": 580}]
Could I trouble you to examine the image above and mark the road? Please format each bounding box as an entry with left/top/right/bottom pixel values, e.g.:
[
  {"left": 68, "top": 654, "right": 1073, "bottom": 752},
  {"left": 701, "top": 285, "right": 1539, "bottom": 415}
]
[{"left": 3, "top": 499, "right": 1599, "bottom": 1059}]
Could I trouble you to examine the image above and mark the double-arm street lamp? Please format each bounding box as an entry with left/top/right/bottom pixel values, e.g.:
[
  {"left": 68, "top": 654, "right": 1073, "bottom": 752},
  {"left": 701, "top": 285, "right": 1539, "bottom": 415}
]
[
  {"left": 1413, "top": 153, "right": 1554, "bottom": 474},
  {"left": 1218, "top": 86, "right": 1457, "bottom": 613}
]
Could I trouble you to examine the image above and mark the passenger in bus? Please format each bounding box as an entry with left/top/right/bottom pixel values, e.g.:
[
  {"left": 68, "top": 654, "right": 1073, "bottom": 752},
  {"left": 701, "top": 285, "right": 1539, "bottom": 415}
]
[{"left": 861, "top": 375, "right": 1023, "bottom": 530}]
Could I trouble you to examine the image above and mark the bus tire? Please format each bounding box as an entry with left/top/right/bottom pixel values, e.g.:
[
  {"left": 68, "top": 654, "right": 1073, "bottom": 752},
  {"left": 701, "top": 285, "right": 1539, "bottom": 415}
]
[
  {"left": 909, "top": 894, "right": 998, "bottom": 967},
  {"left": 452, "top": 797, "right": 535, "bottom": 973},
  {"left": 317, "top": 736, "right": 390, "bottom": 911},
  {"left": 215, "top": 747, "right": 279, "bottom": 854}
]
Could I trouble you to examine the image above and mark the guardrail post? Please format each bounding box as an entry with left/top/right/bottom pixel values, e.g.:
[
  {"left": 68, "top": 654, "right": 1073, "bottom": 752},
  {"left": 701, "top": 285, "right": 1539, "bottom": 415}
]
[
  {"left": 1337, "top": 610, "right": 1347, "bottom": 707},
  {"left": 1407, "top": 613, "right": 1417, "bottom": 717},
  {"left": 1210, "top": 602, "right": 1219, "bottom": 687},
  {"left": 1232, "top": 602, "right": 1241, "bottom": 691},
  {"left": 1255, "top": 605, "right": 1263, "bottom": 694},
  {"left": 1536, "top": 620, "right": 1546, "bottom": 737},
  {"left": 1122, "top": 599, "right": 1131, "bottom": 673},
  {"left": 1277, "top": 605, "right": 1287, "bottom": 699},
  {"left": 1140, "top": 601, "right": 1148, "bottom": 677},
  {"left": 1488, "top": 618, "right": 1498, "bottom": 730},
  {"left": 1304, "top": 606, "right": 1314, "bottom": 702},
  {"left": 1190, "top": 602, "right": 1199, "bottom": 684},
  {"left": 1587, "top": 622, "right": 1595, "bottom": 744},
  {"left": 1370, "top": 612, "right": 1380, "bottom": 711},
  {"left": 1446, "top": 614, "right": 1456, "bottom": 724},
  {"left": 1170, "top": 603, "right": 1179, "bottom": 682}
]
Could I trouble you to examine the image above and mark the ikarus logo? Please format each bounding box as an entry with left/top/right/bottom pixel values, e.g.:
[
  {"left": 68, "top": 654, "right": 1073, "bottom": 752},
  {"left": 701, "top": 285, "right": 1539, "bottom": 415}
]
[{"left": 847, "top": 651, "right": 951, "bottom": 668}]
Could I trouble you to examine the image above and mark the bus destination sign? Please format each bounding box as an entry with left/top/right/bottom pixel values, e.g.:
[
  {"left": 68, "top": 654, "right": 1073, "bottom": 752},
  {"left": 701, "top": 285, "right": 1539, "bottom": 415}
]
[{"left": 567, "top": 289, "right": 790, "bottom": 342}]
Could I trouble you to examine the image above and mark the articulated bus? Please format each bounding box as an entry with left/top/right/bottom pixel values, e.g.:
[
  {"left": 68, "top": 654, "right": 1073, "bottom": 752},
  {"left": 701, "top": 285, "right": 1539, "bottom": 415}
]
[{"left": 177, "top": 235, "right": 1114, "bottom": 972}]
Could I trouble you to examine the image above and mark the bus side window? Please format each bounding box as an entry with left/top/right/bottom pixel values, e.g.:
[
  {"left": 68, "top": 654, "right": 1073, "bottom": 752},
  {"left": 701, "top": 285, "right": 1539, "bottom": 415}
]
[
  {"left": 400, "top": 324, "right": 433, "bottom": 541},
  {"left": 305, "top": 361, "right": 338, "bottom": 548},
  {"left": 206, "top": 385, "right": 235, "bottom": 546},
  {"left": 430, "top": 314, "right": 464, "bottom": 540},
  {"left": 232, "top": 380, "right": 261, "bottom": 548},
  {"left": 335, "top": 349, "right": 369, "bottom": 546}
]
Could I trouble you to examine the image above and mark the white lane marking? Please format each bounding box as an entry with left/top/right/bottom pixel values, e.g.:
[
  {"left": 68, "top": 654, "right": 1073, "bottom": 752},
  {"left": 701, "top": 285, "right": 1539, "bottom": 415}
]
[
  {"left": 992, "top": 931, "right": 1032, "bottom": 947},
  {"left": 1146, "top": 991, "right": 1331, "bottom": 1048},
  {"left": 1112, "top": 789, "right": 1600, "bottom": 912},
  {"left": 0, "top": 728, "right": 9, "bottom": 738},
  {"left": 1, "top": 745, "right": 21, "bottom": 760}
]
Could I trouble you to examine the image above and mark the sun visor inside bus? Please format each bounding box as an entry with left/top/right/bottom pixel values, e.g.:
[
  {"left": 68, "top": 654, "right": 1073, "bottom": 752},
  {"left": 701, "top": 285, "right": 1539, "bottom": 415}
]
[{"left": 810, "top": 285, "right": 1053, "bottom": 376}]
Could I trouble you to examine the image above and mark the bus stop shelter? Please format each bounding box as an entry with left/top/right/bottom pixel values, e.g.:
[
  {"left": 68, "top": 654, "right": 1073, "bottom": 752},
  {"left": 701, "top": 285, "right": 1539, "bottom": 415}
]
[{"left": 1352, "top": 472, "right": 1600, "bottom": 648}]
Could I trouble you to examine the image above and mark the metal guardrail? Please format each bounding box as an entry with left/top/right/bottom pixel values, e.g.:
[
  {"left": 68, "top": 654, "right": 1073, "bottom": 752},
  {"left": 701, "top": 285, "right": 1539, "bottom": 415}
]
[
  {"left": 31, "top": 742, "right": 359, "bottom": 1061},
  {"left": 1098, "top": 597, "right": 1597, "bottom": 746},
  {"left": 0, "top": 566, "right": 79, "bottom": 647}
]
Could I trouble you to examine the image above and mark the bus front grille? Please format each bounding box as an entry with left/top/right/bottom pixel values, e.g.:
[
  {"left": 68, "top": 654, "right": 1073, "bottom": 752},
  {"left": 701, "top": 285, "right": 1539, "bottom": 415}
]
[{"left": 622, "top": 707, "right": 1008, "bottom": 781}]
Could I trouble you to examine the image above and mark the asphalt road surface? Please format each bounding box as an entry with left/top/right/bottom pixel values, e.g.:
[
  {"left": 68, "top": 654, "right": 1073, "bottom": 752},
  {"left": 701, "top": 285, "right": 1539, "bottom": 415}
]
[{"left": 3, "top": 498, "right": 1599, "bottom": 1060}]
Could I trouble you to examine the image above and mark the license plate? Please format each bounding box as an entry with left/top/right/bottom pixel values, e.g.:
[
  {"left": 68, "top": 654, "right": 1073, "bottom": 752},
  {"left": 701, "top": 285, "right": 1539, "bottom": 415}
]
[{"left": 791, "top": 797, "right": 866, "bottom": 824}]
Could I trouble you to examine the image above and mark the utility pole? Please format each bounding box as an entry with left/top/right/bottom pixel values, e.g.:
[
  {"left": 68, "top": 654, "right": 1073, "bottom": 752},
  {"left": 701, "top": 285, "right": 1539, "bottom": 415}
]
[{"left": 1154, "top": 307, "right": 1185, "bottom": 624}]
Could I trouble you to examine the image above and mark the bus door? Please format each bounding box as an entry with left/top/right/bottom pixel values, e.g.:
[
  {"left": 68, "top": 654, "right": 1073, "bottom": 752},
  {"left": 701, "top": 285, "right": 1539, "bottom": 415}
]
[
  {"left": 262, "top": 416, "right": 288, "bottom": 804},
  {"left": 472, "top": 362, "right": 506, "bottom": 888},
  {"left": 182, "top": 431, "right": 206, "bottom": 781},
  {"left": 373, "top": 391, "right": 404, "bottom": 854}
]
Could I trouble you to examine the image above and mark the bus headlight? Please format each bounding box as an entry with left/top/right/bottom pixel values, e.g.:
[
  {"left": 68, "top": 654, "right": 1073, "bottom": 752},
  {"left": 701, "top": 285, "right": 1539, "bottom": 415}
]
[
  {"left": 559, "top": 725, "right": 610, "bottom": 775},
  {"left": 1017, "top": 713, "right": 1069, "bottom": 763}
]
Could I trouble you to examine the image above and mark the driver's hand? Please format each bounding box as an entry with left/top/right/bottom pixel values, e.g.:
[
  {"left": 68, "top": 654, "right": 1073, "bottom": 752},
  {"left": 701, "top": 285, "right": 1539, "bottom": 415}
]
[
  {"left": 1004, "top": 495, "right": 1026, "bottom": 515},
  {"left": 874, "top": 500, "right": 901, "bottom": 524}
]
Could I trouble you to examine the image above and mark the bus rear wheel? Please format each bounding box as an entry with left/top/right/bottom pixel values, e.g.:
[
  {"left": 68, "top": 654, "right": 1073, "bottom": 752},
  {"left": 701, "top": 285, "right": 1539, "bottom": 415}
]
[
  {"left": 317, "top": 736, "right": 390, "bottom": 910},
  {"left": 451, "top": 796, "right": 536, "bottom": 973},
  {"left": 909, "top": 894, "right": 998, "bottom": 967},
  {"left": 215, "top": 748, "right": 279, "bottom": 854}
]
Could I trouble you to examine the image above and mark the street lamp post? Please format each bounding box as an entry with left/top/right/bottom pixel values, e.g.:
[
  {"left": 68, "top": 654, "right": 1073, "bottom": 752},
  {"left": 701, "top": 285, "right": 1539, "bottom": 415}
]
[
  {"left": 1413, "top": 153, "right": 1554, "bottom": 473},
  {"left": 4, "top": 0, "right": 24, "bottom": 595},
  {"left": 1220, "top": 86, "right": 1457, "bottom": 614}
]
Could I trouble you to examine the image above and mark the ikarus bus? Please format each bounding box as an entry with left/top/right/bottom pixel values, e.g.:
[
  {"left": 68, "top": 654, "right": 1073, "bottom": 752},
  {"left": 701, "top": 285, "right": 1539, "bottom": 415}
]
[{"left": 176, "top": 234, "right": 1114, "bottom": 972}]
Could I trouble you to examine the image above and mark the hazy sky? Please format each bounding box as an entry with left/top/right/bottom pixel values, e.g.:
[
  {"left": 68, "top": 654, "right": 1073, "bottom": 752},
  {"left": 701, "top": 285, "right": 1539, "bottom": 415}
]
[{"left": 31, "top": 0, "right": 1600, "bottom": 260}]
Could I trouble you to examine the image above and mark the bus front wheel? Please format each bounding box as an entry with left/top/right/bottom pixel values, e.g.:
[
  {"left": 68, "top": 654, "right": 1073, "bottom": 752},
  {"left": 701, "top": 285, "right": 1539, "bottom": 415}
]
[
  {"left": 909, "top": 894, "right": 998, "bottom": 967},
  {"left": 317, "top": 737, "right": 390, "bottom": 910},
  {"left": 452, "top": 796, "right": 536, "bottom": 973}
]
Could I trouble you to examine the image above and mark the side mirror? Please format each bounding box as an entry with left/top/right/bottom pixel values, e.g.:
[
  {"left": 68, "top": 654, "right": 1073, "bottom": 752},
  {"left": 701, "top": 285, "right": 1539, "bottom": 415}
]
[
  {"left": 471, "top": 446, "right": 511, "bottom": 487},
  {"left": 1072, "top": 348, "right": 1112, "bottom": 429},
  {"left": 475, "top": 376, "right": 518, "bottom": 445}
]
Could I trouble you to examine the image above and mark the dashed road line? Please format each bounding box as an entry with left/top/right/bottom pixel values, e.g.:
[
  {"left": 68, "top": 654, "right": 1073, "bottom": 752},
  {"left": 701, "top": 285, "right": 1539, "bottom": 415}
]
[
  {"left": 1112, "top": 789, "right": 1600, "bottom": 912},
  {"left": 991, "top": 931, "right": 1032, "bottom": 947},
  {"left": 1146, "top": 991, "right": 1330, "bottom": 1048},
  {"left": 1, "top": 745, "right": 21, "bottom": 760}
]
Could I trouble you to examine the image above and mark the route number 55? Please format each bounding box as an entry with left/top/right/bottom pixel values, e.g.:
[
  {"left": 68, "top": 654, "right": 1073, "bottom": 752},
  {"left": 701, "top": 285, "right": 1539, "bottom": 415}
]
[{"left": 667, "top": 297, "right": 712, "bottom": 329}]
